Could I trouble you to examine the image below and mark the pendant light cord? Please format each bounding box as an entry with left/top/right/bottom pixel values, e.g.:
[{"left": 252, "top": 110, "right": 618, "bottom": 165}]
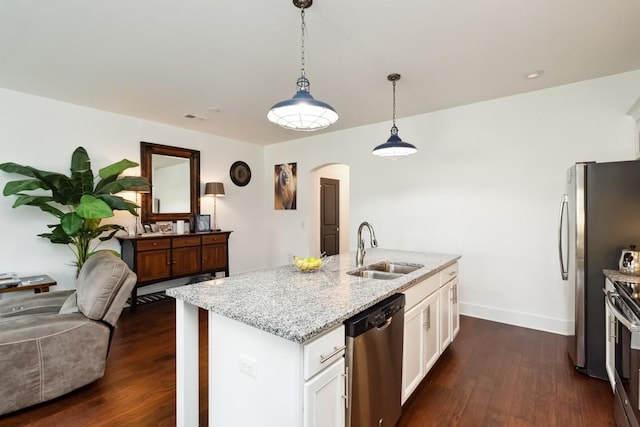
[
  {"left": 300, "top": 8, "right": 306, "bottom": 78},
  {"left": 391, "top": 79, "right": 398, "bottom": 136}
]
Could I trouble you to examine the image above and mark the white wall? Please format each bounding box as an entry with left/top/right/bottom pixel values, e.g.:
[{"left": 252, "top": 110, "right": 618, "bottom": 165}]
[
  {"left": 3, "top": 70, "right": 640, "bottom": 335},
  {"left": 0, "top": 88, "right": 266, "bottom": 294},
  {"left": 264, "top": 70, "right": 640, "bottom": 334}
]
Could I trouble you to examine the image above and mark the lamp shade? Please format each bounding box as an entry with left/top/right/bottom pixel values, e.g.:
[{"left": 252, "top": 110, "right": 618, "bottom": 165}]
[
  {"left": 372, "top": 134, "right": 418, "bottom": 159},
  {"left": 267, "top": 78, "right": 338, "bottom": 131},
  {"left": 204, "top": 182, "right": 225, "bottom": 196}
]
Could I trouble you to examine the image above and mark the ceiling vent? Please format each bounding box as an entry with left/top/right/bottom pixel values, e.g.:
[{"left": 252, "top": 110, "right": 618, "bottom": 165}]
[{"left": 183, "top": 113, "right": 208, "bottom": 121}]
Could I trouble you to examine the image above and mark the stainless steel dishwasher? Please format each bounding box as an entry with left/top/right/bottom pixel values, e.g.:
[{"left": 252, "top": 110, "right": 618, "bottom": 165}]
[{"left": 345, "top": 293, "right": 405, "bottom": 427}]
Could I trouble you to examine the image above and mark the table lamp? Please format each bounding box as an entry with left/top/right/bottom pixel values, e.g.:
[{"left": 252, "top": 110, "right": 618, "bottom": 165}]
[
  {"left": 127, "top": 178, "right": 151, "bottom": 235},
  {"left": 205, "top": 182, "right": 225, "bottom": 231}
]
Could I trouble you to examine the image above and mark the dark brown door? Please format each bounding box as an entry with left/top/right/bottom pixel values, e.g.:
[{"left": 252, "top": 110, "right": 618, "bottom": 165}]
[{"left": 320, "top": 178, "right": 340, "bottom": 256}]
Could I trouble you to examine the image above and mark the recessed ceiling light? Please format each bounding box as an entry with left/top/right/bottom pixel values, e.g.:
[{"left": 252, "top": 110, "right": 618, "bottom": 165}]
[
  {"left": 208, "top": 107, "right": 221, "bottom": 113},
  {"left": 524, "top": 70, "right": 544, "bottom": 79}
]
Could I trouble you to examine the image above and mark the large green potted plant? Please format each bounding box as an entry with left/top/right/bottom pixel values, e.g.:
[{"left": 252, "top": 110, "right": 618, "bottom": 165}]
[{"left": 0, "top": 146, "right": 149, "bottom": 273}]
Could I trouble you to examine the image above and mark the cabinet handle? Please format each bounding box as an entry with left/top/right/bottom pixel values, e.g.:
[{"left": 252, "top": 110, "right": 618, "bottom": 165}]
[
  {"left": 449, "top": 271, "right": 456, "bottom": 276},
  {"left": 319, "top": 345, "right": 346, "bottom": 363},
  {"left": 423, "top": 306, "right": 431, "bottom": 330}
]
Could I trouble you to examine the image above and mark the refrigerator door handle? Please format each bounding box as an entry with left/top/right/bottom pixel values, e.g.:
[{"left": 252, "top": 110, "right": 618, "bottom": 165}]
[{"left": 558, "top": 194, "right": 569, "bottom": 280}]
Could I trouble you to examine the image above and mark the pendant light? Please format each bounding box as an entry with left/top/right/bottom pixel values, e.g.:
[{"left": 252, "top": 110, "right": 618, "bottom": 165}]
[
  {"left": 267, "top": 0, "right": 338, "bottom": 131},
  {"left": 373, "top": 74, "right": 418, "bottom": 159}
]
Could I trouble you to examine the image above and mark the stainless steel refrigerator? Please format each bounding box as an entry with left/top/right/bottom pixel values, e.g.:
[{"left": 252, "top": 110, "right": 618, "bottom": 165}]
[{"left": 559, "top": 161, "right": 640, "bottom": 379}]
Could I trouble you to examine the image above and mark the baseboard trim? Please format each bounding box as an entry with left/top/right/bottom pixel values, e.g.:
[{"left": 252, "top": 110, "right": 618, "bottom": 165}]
[{"left": 460, "top": 302, "right": 573, "bottom": 336}]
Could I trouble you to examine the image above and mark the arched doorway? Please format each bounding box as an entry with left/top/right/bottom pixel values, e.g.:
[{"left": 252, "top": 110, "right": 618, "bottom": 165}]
[{"left": 309, "top": 164, "right": 350, "bottom": 256}]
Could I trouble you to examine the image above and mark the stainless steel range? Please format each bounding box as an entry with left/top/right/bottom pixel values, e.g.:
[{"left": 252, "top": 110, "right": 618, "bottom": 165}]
[{"left": 605, "top": 277, "right": 640, "bottom": 427}]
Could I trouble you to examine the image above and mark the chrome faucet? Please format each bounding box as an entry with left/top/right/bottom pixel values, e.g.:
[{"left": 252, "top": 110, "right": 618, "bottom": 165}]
[{"left": 356, "top": 222, "right": 378, "bottom": 267}]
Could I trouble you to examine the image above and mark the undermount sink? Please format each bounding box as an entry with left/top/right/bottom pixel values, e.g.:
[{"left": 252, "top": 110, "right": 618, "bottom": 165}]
[{"left": 347, "top": 262, "right": 424, "bottom": 280}]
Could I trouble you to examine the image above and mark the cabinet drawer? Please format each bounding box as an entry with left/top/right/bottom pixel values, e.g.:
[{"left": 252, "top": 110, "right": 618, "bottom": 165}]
[
  {"left": 440, "top": 262, "right": 458, "bottom": 285},
  {"left": 203, "top": 234, "right": 227, "bottom": 244},
  {"left": 173, "top": 236, "right": 201, "bottom": 248},
  {"left": 137, "top": 239, "right": 170, "bottom": 251},
  {"left": 303, "top": 325, "right": 345, "bottom": 381},
  {"left": 404, "top": 273, "right": 439, "bottom": 311}
]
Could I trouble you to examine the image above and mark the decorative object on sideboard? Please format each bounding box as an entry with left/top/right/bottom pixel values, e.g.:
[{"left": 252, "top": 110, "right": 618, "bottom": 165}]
[
  {"left": 372, "top": 74, "right": 418, "bottom": 159},
  {"left": 0, "top": 146, "right": 148, "bottom": 274},
  {"left": 140, "top": 141, "right": 200, "bottom": 225},
  {"left": 229, "top": 161, "right": 252, "bottom": 187},
  {"left": 155, "top": 221, "right": 173, "bottom": 233},
  {"left": 204, "top": 182, "right": 225, "bottom": 231},
  {"left": 266, "top": 0, "right": 338, "bottom": 131},
  {"left": 195, "top": 214, "right": 211, "bottom": 232}
]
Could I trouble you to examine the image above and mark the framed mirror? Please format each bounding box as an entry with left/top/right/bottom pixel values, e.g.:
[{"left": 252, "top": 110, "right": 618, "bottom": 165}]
[{"left": 140, "top": 141, "right": 200, "bottom": 224}]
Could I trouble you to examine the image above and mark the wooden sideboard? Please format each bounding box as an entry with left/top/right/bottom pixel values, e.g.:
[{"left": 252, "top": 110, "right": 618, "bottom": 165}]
[{"left": 117, "top": 231, "right": 232, "bottom": 310}]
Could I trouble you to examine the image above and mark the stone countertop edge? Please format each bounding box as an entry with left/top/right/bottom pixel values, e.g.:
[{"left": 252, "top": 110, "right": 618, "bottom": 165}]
[
  {"left": 166, "top": 248, "right": 461, "bottom": 344},
  {"left": 604, "top": 269, "right": 640, "bottom": 284}
]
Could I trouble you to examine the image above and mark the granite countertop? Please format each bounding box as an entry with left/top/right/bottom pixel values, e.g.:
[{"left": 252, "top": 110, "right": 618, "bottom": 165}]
[
  {"left": 166, "top": 248, "right": 460, "bottom": 343},
  {"left": 604, "top": 269, "right": 640, "bottom": 283}
]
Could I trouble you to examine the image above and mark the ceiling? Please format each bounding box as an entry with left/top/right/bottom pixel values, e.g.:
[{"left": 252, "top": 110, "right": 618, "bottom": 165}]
[{"left": 2, "top": 1, "right": 640, "bottom": 146}]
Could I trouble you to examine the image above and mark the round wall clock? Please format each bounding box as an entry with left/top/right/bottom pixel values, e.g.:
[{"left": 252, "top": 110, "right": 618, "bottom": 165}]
[{"left": 230, "top": 161, "right": 251, "bottom": 187}]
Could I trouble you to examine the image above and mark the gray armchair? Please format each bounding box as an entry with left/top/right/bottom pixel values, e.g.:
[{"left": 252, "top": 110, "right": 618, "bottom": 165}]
[{"left": 0, "top": 251, "right": 137, "bottom": 416}]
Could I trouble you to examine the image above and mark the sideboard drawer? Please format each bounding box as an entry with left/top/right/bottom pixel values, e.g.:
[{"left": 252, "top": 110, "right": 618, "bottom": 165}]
[
  {"left": 137, "top": 239, "right": 170, "bottom": 251},
  {"left": 172, "top": 236, "right": 201, "bottom": 248},
  {"left": 202, "top": 234, "right": 228, "bottom": 244}
]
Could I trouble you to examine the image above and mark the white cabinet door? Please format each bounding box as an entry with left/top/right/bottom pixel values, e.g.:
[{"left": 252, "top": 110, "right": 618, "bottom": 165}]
[
  {"left": 402, "top": 292, "right": 440, "bottom": 404},
  {"left": 627, "top": 97, "right": 640, "bottom": 159},
  {"left": 439, "top": 282, "right": 451, "bottom": 352},
  {"left": 402, "top": 263, "right": 459, "bottom": 405},
  {"left": 423, "top": 292, "right": 440, "bottom": 374},
  {"left": 402, "top": 300, "right": 426, "bottom": 404},
  {"left": 451, "top": 278, "right": 460, "bottom": 340},
  {"left": 303, "top": 358, "right": 345, "bottom": 427}
]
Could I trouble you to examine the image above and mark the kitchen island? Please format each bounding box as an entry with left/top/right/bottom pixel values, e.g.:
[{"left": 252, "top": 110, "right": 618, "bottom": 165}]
[{"left": 166, "top": 248, "right": 460, "bottom": 426}]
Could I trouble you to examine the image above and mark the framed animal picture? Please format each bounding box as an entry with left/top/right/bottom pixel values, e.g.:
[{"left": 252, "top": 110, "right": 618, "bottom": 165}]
[{"left": 274, "top": 163, "right": 297, "bottom": 210}]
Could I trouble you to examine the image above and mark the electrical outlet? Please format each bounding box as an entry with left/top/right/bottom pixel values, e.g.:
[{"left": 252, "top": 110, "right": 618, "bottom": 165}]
[{"left": 239, "top": 354, "right": 258, "bottom": 379}]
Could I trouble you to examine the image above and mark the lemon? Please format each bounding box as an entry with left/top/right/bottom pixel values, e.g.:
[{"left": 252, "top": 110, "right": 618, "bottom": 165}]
[{"left": 293, "top": 255, "right": 322, "bottom": 271}]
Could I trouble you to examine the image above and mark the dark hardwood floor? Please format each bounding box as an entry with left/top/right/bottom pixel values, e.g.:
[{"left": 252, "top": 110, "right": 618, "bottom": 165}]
[{"left": 0, "top": 299, "right": 614, "bottom": 426}]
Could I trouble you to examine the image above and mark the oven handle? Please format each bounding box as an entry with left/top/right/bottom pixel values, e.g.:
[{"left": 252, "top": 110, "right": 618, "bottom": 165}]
[{"left": 605, "top": 291, "right": 640, "bottom": 333}]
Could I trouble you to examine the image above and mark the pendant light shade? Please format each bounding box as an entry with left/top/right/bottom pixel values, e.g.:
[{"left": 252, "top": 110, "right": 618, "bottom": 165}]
[
  {"left": 373, "top": 74, "right": 417, "bottom": 159},
  {"left": 267, "top": 0, "right": 338, "bottom": 131},
  {"left": 372, "top": 133, "right": 418, "bottom": 158},
  {"left": 267, "top": 76, "right": 339, "bottom": 131}
]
